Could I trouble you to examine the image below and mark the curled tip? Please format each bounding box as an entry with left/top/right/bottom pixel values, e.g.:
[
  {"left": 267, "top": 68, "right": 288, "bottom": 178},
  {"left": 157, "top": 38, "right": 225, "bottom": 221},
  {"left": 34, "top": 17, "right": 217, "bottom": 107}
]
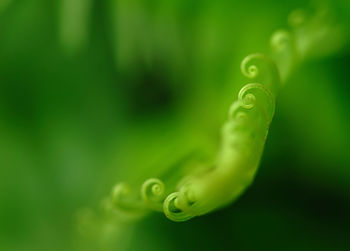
[
  {"left": 240, "top": 53, "right": 281, "bottom": 94},
  {"left": 240, "top": 92, "right": 256, "bottom": 110},
  {"left": 163, "top": 192, "right": 194, "bottom": 222},
  {"left": 234, "top": 111, "right": 249, "bottom": 124},
  {"left": 288, "top": 9, "right": 307, "bottom": 28},
  {"left": 270, "top": 30, "right": 293, "bottom": 51},
  {"left": 228, "top": 102, "right": 249, "bottom": 122},
  {"left": 228, "top": 102, "right": 241, "bottom": 120},
  {"left": 240, "top": 54, "right": 263, "bottom": 78},
  {"left": 112, "top": 183, "right": 130, "bottom": 202},
  {"left": 141, "top": 178, "right": 166, "bottom": 211},
  {"left": 111, "top": 182, "right": 145, "bottom": 215},
  {"left": 238, "top": 83, "right": 275, "bottom": 123}
]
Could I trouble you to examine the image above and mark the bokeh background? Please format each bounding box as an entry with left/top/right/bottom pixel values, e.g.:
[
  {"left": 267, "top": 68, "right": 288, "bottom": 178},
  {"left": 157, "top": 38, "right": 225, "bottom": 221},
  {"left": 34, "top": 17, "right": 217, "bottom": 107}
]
[{"left": 0, "top": 0, "right": 350, "bottom": 250}]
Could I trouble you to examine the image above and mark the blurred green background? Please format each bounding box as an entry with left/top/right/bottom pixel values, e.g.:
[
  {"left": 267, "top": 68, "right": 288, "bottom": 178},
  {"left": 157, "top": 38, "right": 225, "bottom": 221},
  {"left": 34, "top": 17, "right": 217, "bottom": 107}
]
[{"left": 0, "top": 0, "right": 350, "bottom": 250}]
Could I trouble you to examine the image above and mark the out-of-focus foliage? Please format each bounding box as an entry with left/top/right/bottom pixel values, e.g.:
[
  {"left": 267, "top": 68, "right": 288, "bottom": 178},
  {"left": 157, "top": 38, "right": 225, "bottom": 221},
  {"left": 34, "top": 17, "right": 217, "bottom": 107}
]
[{"left": 0, "top": 0, "right": 349, "bottom": 251}]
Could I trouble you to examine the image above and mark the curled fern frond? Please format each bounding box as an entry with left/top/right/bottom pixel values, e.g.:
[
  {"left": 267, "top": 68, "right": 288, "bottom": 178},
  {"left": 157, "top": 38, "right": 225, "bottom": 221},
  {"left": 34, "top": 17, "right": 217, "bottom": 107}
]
[
  {"left": 237, "top": 83, "right": 275, "bottom": 124},
  {"left": 80, "top": 6, "right": 344, "bottom": 226},
  {"left": 240, "top": 53, "right": 281, "bottom": 94},
  {"left": 111, "top": 183, "right": 146, "bottom": 214},
  {"left": 162, "top": 79, "right": 276, "bottom": 221},
  {"left": 141, "top": 178, "right": 166, "bottom": 212},
  {"left": 163, "top": 192, "right": 195, "bottom": 222},
  {"left": 270, "top": 30, "right": 295, "bottom": 52},
  {"left": 270, "top": 30, "right": 298, "bottom": 82},
  {"left": 288, "top": 9, "right": 308, "bottom": 28}
]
